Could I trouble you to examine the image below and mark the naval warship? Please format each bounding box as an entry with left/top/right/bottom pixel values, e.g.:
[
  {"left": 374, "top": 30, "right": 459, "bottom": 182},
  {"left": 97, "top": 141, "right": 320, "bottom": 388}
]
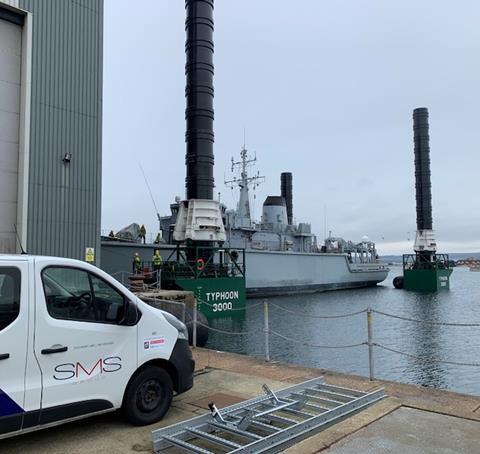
[
  {"left": 103, "top": 0, "right": 387, "bottom": 307},
  {"left": 161, "top": 146, "right": 389, "bottom": 297}
]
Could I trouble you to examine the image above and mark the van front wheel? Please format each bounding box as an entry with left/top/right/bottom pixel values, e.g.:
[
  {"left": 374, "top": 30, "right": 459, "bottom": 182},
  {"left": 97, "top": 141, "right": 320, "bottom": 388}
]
[{"left": 123, "top": 366, "right": 173, "bottom": 426}]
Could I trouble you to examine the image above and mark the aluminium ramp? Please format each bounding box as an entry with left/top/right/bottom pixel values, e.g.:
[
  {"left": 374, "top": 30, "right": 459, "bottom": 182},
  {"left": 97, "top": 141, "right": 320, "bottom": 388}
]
[{"left": 152, "top": 376, "right": 385, "bottom": 453}]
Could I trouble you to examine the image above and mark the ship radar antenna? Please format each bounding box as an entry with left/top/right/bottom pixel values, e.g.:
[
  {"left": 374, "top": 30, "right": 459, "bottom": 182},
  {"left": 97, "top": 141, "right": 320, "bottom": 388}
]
[{"left": 224, "top": 141, "right": 266, "bottom": 228}]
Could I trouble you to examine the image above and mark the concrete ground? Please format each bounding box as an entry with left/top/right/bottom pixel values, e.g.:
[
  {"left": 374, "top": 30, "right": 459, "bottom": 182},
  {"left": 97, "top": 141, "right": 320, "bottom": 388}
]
[
  {"left": 323, "top": 407, "right": 480, "bottom": 453},
  {"left": 2, "top": 348, "right": 480, "bottom": 453}
]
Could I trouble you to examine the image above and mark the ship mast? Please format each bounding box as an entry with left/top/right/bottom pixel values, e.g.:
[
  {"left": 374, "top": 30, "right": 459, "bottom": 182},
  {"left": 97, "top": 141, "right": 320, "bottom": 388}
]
[{"left": 225, "top": 146, "right": 265, "bottom": 228}]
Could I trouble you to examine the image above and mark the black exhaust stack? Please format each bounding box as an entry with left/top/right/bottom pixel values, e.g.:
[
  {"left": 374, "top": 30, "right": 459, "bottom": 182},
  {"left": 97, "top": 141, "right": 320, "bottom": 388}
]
[
  {"left": 281, "top": 172, "right": 293, "bottom": 225},
  {"left": 413, "top": 107, "right": 433, "bottom": 231},
  {"left": 393, "top": 107, "right": 452, "bottom": 292},
  {"left": 185, "top": 0, "right": 215, "bottom": 200}
]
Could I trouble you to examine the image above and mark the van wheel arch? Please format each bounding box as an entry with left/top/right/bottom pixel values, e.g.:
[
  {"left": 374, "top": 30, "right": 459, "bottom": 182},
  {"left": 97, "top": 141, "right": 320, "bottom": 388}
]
[
  {"left": 124, "top": 359, "right": 179, "bottom": 403},
  {"left": 122, "top": 365, "right": 173, "bottom": 426}
]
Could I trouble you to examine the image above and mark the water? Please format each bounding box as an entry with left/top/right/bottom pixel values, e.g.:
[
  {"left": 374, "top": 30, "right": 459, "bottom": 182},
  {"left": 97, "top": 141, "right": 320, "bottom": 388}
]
[{"left": 205, "top": 266, "right": 480, "bottom": 396}]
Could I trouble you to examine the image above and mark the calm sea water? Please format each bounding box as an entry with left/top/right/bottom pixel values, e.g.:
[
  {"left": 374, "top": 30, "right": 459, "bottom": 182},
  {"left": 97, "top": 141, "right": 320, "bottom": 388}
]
[{"left": 206, "top": 266, "right": 480, "bottom": 396}]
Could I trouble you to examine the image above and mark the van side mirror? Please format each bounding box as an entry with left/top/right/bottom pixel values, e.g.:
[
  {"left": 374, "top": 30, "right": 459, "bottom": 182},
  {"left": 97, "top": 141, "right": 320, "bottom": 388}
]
[{"left": 122, "top": 301, "right": 142, "bottom": 326}]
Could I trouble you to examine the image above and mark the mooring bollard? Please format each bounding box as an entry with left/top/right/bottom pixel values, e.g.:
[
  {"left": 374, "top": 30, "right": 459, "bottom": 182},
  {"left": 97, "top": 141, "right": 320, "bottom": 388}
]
[
  {"left": 193, "top": 299, "right": 198, "bottom": 349},
  {"left": 264, "top": 300, "right": 270, "bottom": 362},
  {"left": 367, "top": 307, "right": 374, "bottom": 380}
]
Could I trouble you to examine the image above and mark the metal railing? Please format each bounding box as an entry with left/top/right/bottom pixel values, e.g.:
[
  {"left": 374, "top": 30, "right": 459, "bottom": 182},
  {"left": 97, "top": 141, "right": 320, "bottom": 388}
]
[
  {"left": 109, "top": 269, "right": 162, "bottom": 289},
  {"left": 189, "top": 300, "right": 480, "bottom": 380},
  {"left": 403, "top": 253, "right": 451, "bottom": 271},
  {"left": 161, "top": 246, "right": 246, "bottom": 281}
]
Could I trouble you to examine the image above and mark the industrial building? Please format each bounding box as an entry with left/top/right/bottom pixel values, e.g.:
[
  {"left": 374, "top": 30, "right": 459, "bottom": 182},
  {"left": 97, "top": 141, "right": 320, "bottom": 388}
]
[{"left": 0, "top": 0, "right": 103, "bottom": 263}]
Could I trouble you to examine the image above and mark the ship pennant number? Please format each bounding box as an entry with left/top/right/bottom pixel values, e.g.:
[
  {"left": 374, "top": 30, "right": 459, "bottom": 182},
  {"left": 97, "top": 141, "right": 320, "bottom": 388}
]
[{"left": 212, "top": 302, "right": 233, "bottom": 312}]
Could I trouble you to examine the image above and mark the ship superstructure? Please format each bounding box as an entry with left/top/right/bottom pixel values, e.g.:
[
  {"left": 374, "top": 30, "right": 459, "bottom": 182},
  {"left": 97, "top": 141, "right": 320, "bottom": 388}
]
[{"left": 161, "top": 147, "right": 389, "bottom": 296}]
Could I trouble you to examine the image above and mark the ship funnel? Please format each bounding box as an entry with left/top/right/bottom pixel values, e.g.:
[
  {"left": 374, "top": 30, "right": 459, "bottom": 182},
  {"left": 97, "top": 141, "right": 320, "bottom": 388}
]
[
  {"left": 281, "top": 172, "right": 293, "bottom": 225},
  {"left": 413, "top": 107, "right": 433, "bottom": 231},
  {"left": 184, "top": 0, "right": 214, "bottom": 200}
]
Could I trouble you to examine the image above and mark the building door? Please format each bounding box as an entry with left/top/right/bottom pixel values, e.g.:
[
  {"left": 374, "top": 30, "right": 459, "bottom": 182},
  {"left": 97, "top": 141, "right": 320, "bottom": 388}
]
[{"left": 0, "top": 17, "right": 22, "bottom": 253}]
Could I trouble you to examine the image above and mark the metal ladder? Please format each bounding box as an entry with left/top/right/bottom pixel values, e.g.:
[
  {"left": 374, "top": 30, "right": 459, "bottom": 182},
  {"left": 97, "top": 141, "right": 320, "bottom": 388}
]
[{"left": 151, "top": 377, "right": 385, "bottom": 453}]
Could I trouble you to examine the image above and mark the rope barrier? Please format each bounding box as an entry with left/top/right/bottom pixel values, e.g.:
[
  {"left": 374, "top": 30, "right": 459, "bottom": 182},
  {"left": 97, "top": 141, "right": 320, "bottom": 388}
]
[
  {"left": 270, "top": 329, "right": 366, "bottom": 349},
  {"left": 374, "top": 343, "right": 480, "bottom": 367},
  {"left": 196, "top": 299, "right": 264, "bottom": 311},
  {"left": 145, "top": 296, "right": 186, "bottom": 308},
  {"left": 372, "top": 309, "right": 480, "bottom": 327},
  {"left": 269, "top": 302, "right": 367, "bottom": 319},
  {"left": 194, "top": 320, "right": 256, "bottom": 336}
]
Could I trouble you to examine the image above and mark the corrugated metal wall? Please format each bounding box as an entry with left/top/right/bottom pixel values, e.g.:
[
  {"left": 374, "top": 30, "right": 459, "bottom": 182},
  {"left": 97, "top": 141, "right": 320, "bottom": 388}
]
[{"left": 19, "top": 0, "right": 103, "bottom": 263}]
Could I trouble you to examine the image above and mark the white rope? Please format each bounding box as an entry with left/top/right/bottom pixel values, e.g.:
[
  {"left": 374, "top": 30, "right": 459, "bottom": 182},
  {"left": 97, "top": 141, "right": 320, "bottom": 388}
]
[
  {"left": 375, "top": 343, "right": 480, "bottom": 367},
  {"left": 372, "top": 309, "right": 480, "bottom": 327},
  {"left": 270, "top": 329, "right": 366, "bottom": 349},
  {"left": 270, "top": 302, "right": 367, "bottom": 319}
]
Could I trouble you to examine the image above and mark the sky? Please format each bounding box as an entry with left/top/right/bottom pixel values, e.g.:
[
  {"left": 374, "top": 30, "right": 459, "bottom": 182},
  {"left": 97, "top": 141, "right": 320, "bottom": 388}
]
[{"left": 102, "top": 0, "right": 480, "bottom": 255}]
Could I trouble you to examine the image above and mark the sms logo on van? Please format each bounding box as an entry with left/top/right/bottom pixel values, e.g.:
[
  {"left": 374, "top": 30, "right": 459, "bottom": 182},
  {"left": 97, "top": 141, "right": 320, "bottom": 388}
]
[{"left": 54, "top": 356, "right": 122, "bottom": 381}]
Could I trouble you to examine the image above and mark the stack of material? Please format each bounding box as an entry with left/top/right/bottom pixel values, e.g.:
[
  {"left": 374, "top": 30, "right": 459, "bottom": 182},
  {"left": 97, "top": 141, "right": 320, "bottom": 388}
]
[{"left": 128, "top": 274, "right": 144, "bottom": 292}]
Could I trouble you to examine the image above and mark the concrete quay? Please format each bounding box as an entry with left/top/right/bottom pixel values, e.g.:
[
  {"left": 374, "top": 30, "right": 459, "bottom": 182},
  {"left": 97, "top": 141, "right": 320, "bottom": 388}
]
[{"left": 2, "top": 348, "right": 480, "bottom": 453}]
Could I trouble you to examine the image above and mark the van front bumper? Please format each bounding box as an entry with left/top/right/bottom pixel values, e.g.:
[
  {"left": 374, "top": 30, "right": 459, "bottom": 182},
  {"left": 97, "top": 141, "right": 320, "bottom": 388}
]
[{"left": 170, "top": 339, "right": 195, "bottom": 393}]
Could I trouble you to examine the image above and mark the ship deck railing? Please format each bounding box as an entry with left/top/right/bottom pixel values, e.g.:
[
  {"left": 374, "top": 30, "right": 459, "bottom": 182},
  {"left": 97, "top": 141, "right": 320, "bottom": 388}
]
[
  {"left": 403, "top": 253, "right": 451, "bottom": 271},
  {"left": 142, "top": 245, "right": 246, "bottom": 282}
]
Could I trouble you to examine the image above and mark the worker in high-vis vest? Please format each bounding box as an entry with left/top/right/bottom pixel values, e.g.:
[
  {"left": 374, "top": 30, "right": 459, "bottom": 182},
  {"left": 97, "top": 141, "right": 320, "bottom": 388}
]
[
  {"left": 133, "top": 252, "right": 142, "bottom": 274},
  {"left": 152, "top": 250, "right": 163, "bottom": 272},
  {"left": 152, "top": 250, "right": 163, "bottom": 287}
]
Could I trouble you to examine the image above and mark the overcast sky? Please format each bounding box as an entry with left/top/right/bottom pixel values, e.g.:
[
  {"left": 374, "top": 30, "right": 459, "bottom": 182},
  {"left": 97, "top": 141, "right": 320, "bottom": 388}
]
[{"left": 102, "top": 0, "right": 480, "bottom": 254}]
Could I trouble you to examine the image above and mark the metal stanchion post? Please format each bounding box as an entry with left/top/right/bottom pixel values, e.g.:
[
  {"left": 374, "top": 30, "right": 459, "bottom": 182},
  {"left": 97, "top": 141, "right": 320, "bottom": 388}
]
[
  {"left": 264, "top": 300, "right": 270, "bottom": 362},
  {"left": 182, "top": 302, "right": 186, "bottom": 324},
  {"left": 367, "top": 308, "right": 374, "bottom": 380},
  {"left": 193, "top": 299, "right": 198, "bottom": 349}
]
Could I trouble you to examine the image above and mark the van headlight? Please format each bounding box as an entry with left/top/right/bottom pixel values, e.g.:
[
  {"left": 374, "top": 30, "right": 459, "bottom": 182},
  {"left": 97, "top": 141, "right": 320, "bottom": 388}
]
[{"left": 162, "top": 311, "right": 188, "bottom": 341}]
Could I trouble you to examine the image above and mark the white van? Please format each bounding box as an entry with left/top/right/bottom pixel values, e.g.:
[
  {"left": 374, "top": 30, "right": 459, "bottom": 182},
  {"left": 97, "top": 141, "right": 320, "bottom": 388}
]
[{"left": 0, "top": 255, "right": 194, "bottom": 439}]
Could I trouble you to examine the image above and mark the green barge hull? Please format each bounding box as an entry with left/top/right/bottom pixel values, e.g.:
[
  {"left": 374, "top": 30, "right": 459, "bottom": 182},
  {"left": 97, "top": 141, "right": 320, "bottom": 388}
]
[
  {"left": 404, "top": 268, "right": 452, "bottom": 292},
  {"left": 403, "top": 253, "right": 453, "bottom": 292}
]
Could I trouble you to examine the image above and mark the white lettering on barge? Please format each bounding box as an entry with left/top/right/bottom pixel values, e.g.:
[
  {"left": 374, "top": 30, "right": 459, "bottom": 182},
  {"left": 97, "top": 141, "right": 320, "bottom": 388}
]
[{"left": 206, "top": 291, "right": 239, "bottom": 301}]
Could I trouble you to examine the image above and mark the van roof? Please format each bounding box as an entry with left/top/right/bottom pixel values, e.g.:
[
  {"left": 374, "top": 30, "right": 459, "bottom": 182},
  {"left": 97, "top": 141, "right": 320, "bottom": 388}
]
[
  {"left": 0, "top": 255, "right": 91, "bottom": 266},
  {"left": 0, "top": 254, "right": 30, "bottom": 261}
]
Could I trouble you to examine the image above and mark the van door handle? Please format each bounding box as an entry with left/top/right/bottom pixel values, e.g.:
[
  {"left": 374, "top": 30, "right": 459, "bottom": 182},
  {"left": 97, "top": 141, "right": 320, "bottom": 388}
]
[
  {"left": 41, "top": 346, "right": 68, "bottom": 355},
  {"left": 0, "top": 353, "right": 9, "bottom": 360}
]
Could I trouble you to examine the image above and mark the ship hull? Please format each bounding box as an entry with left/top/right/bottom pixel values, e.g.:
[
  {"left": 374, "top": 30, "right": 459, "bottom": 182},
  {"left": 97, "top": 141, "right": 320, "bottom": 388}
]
[
  {"left": 244, "top": 250, "right": 388, "bottom": 297},
  {"left": 99, "top": 242, "right": 389, "bottom": 302}
]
